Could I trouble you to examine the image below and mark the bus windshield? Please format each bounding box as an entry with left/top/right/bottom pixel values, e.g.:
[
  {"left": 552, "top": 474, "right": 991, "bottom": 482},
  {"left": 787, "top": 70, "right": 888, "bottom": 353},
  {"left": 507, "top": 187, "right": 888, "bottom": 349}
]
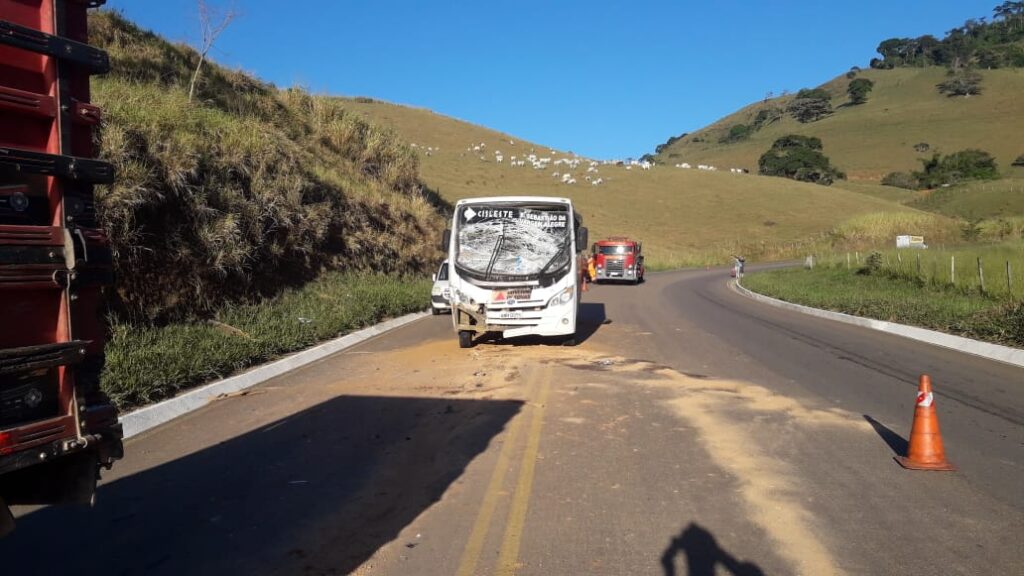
[{"left": 455, "top": 204, "right": 572, "bottom": 280}]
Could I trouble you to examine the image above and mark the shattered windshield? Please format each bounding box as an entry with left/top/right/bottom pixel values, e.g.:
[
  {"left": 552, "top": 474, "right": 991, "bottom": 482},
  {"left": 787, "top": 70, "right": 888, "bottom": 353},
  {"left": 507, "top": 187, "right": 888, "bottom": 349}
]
[{"left": 456, "top": 204, "right": 571, "bottom": 279}]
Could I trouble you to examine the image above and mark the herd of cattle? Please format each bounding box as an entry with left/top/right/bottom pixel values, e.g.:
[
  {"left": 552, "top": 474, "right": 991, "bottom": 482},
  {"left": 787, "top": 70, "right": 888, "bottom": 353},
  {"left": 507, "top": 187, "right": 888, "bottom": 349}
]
[{"left": 408, "top": 140, "right": 751, "bottom": 185}]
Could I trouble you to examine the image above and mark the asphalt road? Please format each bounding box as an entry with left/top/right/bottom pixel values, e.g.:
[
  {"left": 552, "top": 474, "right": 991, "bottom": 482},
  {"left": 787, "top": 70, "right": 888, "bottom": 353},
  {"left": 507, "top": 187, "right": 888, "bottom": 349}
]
[{"left": 2, "top": 267, "right": 1021, "bottom": 575}]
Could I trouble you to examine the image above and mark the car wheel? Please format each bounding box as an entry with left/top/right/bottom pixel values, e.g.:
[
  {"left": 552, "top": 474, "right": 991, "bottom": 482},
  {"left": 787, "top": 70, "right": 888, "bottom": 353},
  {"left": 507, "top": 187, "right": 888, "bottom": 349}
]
[{"left": 458, "top": 330, "right": 474, "bottom": 349}]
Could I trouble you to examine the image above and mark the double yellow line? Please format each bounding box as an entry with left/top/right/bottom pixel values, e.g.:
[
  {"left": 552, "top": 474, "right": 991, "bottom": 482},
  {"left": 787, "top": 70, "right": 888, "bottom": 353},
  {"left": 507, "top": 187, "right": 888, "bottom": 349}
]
[{"left": 456, "top": 364, "right": 553, "bottom": 576}]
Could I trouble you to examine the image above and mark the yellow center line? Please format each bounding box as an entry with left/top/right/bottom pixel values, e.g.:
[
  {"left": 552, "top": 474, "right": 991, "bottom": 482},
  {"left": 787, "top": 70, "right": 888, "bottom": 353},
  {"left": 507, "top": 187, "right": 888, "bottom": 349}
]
[
  {"left": 495, "top": 364, "right": 553, "bottom": 576},
  {"left": 455, "top": 372, "right": 537, "bottom": 576}
]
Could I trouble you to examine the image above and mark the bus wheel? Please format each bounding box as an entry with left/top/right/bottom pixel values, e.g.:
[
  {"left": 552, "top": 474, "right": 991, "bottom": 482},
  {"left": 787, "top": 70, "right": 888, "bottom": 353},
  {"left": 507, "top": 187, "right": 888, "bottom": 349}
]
[
  {"left": 562, "top": 336, "right": 577, "bottom": 347},
  {"left": 458, "top": 330, "right": 474, "bottom": 349}
]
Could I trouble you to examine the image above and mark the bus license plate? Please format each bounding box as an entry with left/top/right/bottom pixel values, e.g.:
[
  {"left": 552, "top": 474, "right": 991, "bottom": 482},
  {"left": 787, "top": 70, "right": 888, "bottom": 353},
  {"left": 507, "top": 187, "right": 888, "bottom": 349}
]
[{"left": 499, "top": 311, "right": 522, "bottom": 320}]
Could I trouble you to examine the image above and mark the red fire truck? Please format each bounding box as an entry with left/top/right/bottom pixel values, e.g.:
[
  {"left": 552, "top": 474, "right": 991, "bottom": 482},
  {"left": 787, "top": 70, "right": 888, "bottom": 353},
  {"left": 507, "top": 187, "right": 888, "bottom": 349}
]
[
  {"left": 0, "top": 0, "right": 123, "bottom": 536},
  {"left": 591, "top": 237, "right": 644, "bottom": 284}
]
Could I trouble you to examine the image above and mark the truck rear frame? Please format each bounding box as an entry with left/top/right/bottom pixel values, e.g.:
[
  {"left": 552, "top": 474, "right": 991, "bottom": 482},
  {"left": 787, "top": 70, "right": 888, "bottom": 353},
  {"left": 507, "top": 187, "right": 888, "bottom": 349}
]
[{"left": 0, "top": 0, "right": 123, "bottom": 536}]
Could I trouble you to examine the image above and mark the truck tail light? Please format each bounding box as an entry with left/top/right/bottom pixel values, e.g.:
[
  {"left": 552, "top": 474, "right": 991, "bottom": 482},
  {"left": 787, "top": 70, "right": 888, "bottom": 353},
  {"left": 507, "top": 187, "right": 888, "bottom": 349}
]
[{"left": 0, "top": 431, "right": 12, "bottom": 455}]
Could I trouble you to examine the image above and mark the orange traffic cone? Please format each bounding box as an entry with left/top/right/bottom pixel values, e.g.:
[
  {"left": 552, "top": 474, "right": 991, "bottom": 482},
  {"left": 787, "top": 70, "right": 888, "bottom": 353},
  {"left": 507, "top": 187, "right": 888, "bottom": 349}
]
[{"left": 895, "top": 375, "right": 955, "bottom": 471}]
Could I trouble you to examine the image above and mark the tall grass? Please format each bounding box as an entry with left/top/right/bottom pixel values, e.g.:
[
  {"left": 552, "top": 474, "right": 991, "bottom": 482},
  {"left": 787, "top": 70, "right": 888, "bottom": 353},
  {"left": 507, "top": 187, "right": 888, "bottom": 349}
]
[
  {"left": 743, "top": 266, "right": 1024, "bottom": 348},
  {"left": 908, "top": 178, "right": 1024, "bottom": 219},
  {"left": 103, "top": 273, "right": 431, "bottom": 409},
  {"left": 745, "top": 239, "right": 1024, "bottom": 348},
  {"left": 819, "top": 241, "right": 1024, "bottom": 300},
  {"left": 645, "top": 210, "right": 961, "bottom": 270},
  {"left": 89, "top": 11, "right": 446, "bottom": 322}
]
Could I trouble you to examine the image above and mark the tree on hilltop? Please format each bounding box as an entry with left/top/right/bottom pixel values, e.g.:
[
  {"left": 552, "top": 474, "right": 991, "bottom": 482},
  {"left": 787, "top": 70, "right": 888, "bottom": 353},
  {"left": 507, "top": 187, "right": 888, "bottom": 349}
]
[
  {"left": 994, "top": 1, "right": 1024, "bottom": 31},
  {"left": 758, "top": 135, "right": 844, "bottom": 185},
  {"left": 188, "top": 0, "right": 238, "bottom": 102},
  {"left": 913, "top": 149, "right": 999, "bottom": 187},
  {"left": 752, "top": 106, "right": 784, "bottom": 129},
  {"left": 787, "top": 89, "right": 832, "bottom": 123},
  {"left": 937, "top": 67, "right": 984, "bottom": 96},
  {"left": 847, "top": 78, "right": 875, "bottom": 104}
]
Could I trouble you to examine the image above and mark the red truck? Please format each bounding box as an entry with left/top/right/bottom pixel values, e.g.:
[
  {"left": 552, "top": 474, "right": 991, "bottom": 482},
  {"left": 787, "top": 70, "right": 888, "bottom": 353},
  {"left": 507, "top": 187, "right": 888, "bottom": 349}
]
[
  {"left": 591, "top": 237, "right": 645, "bottom": 284},
  {"left": 0, "top": 0, "right": 123, "bottom": 536}
]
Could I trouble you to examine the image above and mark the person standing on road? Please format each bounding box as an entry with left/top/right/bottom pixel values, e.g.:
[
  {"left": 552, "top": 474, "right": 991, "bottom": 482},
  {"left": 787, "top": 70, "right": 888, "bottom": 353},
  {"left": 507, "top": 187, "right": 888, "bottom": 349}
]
[
  {"left": 588, "top": 254, "right": 597, "bottom": 282},
  {"left": 732, "top": 255, "right": 745, "bottom": 278}
]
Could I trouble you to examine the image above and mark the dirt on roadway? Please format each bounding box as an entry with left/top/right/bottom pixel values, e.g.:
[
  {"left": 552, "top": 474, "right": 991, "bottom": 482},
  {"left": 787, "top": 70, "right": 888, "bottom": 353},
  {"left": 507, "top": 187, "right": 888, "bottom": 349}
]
[{"left": 3, "top": 272, "right": 1022, "bottom": 576}]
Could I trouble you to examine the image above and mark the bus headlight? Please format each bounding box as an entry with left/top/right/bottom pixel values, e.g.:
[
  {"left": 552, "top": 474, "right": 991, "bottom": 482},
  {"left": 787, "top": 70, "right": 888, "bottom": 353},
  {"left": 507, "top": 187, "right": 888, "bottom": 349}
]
[{"left": 547, "top": 286, "right": 574, "bottom": 307}]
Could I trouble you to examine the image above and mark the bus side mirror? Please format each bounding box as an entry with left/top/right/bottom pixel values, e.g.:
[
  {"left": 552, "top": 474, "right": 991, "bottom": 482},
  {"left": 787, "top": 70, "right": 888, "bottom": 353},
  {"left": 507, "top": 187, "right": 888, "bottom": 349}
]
[
  {"left": 577, "top": 227, "right": 588, "bottom": 251},
  {"left": 441, "top": 229, "right": 451, "bottom": 251}
]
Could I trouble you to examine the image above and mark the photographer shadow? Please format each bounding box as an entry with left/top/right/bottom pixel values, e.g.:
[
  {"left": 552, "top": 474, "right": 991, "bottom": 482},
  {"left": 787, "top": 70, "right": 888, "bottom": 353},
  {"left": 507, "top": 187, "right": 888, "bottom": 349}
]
[{"left": 661, "top": 523, "right": 765, "bottom": 576}]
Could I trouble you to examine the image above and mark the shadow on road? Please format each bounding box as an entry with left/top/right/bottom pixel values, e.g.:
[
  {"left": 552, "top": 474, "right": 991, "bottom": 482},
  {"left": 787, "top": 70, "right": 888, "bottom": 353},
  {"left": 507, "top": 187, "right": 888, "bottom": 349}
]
[
  {"left": 1, "top": 395, "right": 522, "bottom": 576},
  {"left": 661, "top": 523, "right": 765, "bottom": 576},
  {"left": 863, "top": 414, "right": 909, "bottom": 456},
  {"left": 574, "top": 302, "right": 607, "bottom": 343}
]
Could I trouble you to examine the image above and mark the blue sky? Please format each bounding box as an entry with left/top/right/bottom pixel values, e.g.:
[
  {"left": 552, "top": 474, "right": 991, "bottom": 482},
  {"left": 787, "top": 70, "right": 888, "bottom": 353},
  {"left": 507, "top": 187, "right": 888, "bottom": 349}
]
[{"left": 107, "top": 1, "right": 995, "bottom": 159}]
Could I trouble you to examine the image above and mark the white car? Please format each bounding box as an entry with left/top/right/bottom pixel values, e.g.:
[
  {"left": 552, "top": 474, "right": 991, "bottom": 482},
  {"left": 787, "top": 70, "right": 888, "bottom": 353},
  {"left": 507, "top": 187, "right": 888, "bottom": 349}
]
[{"left": 430, "top": 260, "right": 451, "bottom": 314}]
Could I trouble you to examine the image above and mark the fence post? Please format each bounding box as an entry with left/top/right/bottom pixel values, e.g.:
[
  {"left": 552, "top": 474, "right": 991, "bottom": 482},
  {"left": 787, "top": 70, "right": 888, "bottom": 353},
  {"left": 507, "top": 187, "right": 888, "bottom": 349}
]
[
  {"left": 855, "top": 251, "right": 860, "bottom": 265},
  {"left": 846, "top": 253, "right": 851, "bottom": 270},
  {"left": 951, "top": 255, "right": 955, "bottom": 285},
  {"left": 977, "top": 257, "right": 985, "bottom": 294}
]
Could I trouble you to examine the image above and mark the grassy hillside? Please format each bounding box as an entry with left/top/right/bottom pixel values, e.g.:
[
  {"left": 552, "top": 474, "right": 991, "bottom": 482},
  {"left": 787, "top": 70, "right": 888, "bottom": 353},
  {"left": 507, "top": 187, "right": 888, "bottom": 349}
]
[
  {"left": 344, "top": 99, "right": 951, "bottom": 267},
  {"left": 90, "top": 12, "right": 445, "bottom": 322},
  {"left": 908, "top": 177, "right": 1024, "bottom": 219},
  {"left": 87, "top": 14, "right": 448, "bottom": 404},
  {"left": 655, "top": 68, "right": 1024, "bottom": 181}
]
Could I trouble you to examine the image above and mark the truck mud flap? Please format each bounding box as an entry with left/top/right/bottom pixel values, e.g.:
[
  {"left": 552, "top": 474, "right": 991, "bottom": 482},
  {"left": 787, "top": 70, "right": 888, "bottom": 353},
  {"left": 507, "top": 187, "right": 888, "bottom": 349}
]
[
  {"left": 0, "top": 450, "right": 98, "bottom": 506},
  {"left": 0, "top": 341, "right": 88, "bottom": 376}
]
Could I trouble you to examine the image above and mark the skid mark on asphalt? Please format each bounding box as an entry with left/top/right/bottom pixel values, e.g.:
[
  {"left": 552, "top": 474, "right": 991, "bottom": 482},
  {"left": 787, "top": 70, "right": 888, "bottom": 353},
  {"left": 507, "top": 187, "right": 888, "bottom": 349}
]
[{"left": 558, "top": 354, "right": 870, "bottom": 576}]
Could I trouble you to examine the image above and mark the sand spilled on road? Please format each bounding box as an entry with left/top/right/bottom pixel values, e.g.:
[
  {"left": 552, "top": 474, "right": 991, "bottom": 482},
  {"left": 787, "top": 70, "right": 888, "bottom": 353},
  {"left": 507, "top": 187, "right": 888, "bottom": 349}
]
[
  {"left": 556, "top": 355, "right": 871, "bottom": 576},
  {"left": 349, "top": 337, "right": 868, "bottom": 575}
]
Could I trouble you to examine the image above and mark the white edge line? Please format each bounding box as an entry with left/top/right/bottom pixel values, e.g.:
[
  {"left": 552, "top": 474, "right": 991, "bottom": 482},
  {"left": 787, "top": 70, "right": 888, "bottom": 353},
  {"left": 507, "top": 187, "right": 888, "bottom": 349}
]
[
  {"left": 732, "top": 280, "right": 1024, "bottom": 369},
  {"left": 120, "top": 311, "right": 431, "bottom": 439}
]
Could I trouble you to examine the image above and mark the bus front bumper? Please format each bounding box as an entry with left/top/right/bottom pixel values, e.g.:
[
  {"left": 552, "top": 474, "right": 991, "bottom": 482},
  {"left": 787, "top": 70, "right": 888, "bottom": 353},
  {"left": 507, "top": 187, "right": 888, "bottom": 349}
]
[{"left": 454, "top": 302, "right": 576, "bottom": 338}]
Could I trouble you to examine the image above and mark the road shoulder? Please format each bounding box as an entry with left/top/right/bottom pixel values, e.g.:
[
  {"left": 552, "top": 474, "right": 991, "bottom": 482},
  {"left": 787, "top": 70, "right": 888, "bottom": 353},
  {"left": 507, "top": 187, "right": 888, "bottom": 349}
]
[{"left": 733, "top": 279, "right": 1024, "bottom": 369}]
